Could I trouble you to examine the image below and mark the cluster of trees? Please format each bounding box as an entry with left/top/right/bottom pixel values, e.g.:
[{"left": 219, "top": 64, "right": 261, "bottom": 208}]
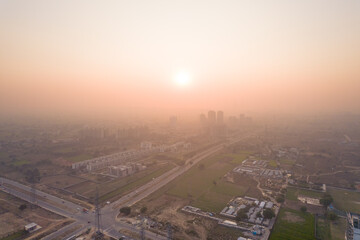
[
  {"left": 119, "top": 206, "right": 131, "bottom": 215},
  {"left": 276, "top": 194, "right": 285, "bottom": 203},
  {"left": 236, "top": 206, "right": 275, "bottom": 221},
  {"left": 25, "top": 168, "right": 41, "bottom": 183},
  {"left": 320, "top": 194, "right": 333, "bottom": 207}
]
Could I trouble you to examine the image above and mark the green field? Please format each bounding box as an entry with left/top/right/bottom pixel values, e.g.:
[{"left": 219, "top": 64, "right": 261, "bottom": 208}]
[
  {"left": 66, "top": 154, "right": 93, "bottom": 163},
  {"left": 316, "top": 216, "right": 331, "bottom": 240},
  {"left": 12, "top": 160, "right": 29, "bottom": 166},
  {"left": 286, "top": 187, "right": 324, "bottom": 201},
  {"left": 269, "top": 208, "right": 315, "bottom": 240},
  {"left": 268, "top": 160, "right": 278, "bottom": 168},
  {"left": 330, "top": 217, "right": 347, "bottom": 240},
  {"left": 0, "top": 230, "right": 27, "bottom": 240},
  {"left": 328, "top": 188, "right": 360, "bottom": 213},
  {"left": 316, "top": 216, "right": 347, "bottom": 240},
  {"left": 279, "top": 158, "right": 296, "bottom": 166},
  {"left": 165, "top": 152, "right": 250, "bottom": 212},
  {"left": 99, "top": 164, "right": 175, "bottom": 202}
]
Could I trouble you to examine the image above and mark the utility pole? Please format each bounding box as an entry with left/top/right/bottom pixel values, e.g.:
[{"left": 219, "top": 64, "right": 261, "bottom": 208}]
[
  {"left": 31, "top": 183, "right": 36, "bottom": 207},
  {"left": 95, "top": 187, "right": 101, "bottom": 235},
  {"left": 167, "top": 223, "right": 172, "bottom": 240},
  {"left": 140, "top": 217, "right": 145, "bottom": 240}
]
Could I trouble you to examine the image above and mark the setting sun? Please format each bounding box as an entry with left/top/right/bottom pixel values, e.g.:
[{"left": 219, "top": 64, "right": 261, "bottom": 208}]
[{"left": 174, "top": 71, "right": 191, "bottom": 87}]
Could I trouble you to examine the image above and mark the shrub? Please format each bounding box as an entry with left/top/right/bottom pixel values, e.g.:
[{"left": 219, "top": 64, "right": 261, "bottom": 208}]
[
  {"left": 140, "top": 206, "right": 147, "bottom": 214},
  {"left": 300, "top": 206, "right": 307, "bottom": 212},
  {"left": 263, "top": 208, "right": 275, "bottom": 219},
  {"left": 19, "top": 204, "right": 27, "bottom": 211},
  {"left": 120, "top": 206, "right": 131, "bottom": 215}
]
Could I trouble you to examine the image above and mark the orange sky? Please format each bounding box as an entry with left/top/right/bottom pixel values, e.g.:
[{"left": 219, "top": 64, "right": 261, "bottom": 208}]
[{"left": 1, "top": 0, "right": 360, "bottom": 119}]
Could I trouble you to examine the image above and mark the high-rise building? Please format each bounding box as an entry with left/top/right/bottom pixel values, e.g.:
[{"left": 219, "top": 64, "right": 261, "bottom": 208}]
[
  {"left": 199, "top": 114, "right": 206, "bottom": 125},
  {"left": 217, "top": 111, "right": 224, "bottom": 124},
  {"left": 208, "top": 110, "right": 216, "bottom": 125},
  {"left": 169, "top": 116, "right": 178, "bottom": 127}
]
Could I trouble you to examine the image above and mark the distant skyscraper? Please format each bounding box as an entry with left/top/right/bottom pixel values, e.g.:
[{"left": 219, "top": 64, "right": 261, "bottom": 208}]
[
  {"left": 217, "top": 111, "right": 224, "bottom": 124},
  {"left": 199, "top": 114, "right": 206, "bottom": 125},
  {"left": 208, "top": 110, "right": 216, "bottom": 125},
  {"left": 169, "top": 116, "right": 177, "bottom": 126}
]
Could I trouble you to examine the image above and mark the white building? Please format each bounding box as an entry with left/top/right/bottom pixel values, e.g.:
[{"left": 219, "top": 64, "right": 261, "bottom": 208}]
[{"left": 346, "top": 213, "right": 360, "bottom": 240}]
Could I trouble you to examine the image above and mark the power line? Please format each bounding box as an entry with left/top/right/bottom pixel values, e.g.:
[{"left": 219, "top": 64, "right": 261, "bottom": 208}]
[{"left": 95, "top": 186, "right": 101, "bottom": 235}]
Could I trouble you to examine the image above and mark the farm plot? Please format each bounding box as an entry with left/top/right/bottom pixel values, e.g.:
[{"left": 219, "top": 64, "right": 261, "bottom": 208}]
[{"left": 269, "top": 208, "right": 315, "bottom": 240}]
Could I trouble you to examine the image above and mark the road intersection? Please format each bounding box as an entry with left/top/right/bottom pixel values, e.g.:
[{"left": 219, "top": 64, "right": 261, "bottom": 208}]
[{"left": 0, "top": 134, "right": 250, "bottom": 240}]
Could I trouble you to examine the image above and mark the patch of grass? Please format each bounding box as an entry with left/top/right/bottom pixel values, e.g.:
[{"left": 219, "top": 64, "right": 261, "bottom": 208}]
[
  {"left": 286, "top": 187, "right": 324, "bottom": 201},
  {"left": 269, "top": 208, "right": 315, "bottom": 240},
  {"left": 12, "top": 160, "right": 29, "bottom": 166},
  {"left": 328, "top": 188, "right": 360, "bottom": 213},
  {"left": 166, "top": 152, "right": 250, "bottom": 212},
  {"left": 99, "top": 164, "right": 174, "bottom": 202},
  {"left": 316, "top": 216, "right": 331, "bottom": 240},
  {"left": 330, "top": 217, "right": 347, "bottom": 240},
  {"left": 268, "top": 160, "right": 278, "bottom": 168},
  {"left": 279, "top": 159, "right": 296, "bottom": 166},
  {"left": 0, "top": 230, "right": 27, "bottom": 240},
  {"left": 66, "top": 154, "right": 93, "bottom": 163},
  {"left": 226, "top": 153, "right": 249, "bottom": 164}
]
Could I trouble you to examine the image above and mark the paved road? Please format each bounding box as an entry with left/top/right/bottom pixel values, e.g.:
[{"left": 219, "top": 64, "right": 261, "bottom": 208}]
[{"left": 0, "top": 133, "right": 251, "bottom": 240}]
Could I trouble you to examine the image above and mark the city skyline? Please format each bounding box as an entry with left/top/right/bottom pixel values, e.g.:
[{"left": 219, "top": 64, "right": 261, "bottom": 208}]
[{"left": 1, "top": 0, "right": 360, "bottom": 119}]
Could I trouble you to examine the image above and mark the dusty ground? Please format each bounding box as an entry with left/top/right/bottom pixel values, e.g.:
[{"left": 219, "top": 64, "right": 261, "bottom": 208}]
[
  {"left": 134, "top": 194, "right": 242, "bottom": 240},
  {"left": 283, "top": 211, "right": 304, "bottom": 223},
  {"left": 0, "top": 191, "right": 67, "bottom": 239},
  {"left": 284, "top": 199, "right": 325, "bottom": 215}
]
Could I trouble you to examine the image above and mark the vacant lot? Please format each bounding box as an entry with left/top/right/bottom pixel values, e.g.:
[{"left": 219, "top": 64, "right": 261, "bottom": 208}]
[
  {"left": 41, "top": 174, "right": 85, "bottom": 189},
  {"left": 269, "top": 208, "right": 315, "bottom": 240},
  {"left": 67, "top": 163, "right": 174, "bottom": 202},
  {"left": 0, "top": 191, "right": 66, "bottom": 239},
  {"left": 279, "top": 158, "right": 296, "bottom": 166},
  {"left": 66, "top": 153, "right": 93, "bottom": 163},
  {"left": 286, "top": 187, "right": 324, "bottom": 201},
  {"left": 99, "top": 163, "right": 174, "bottom": 202},
  {"left": 328, "top": 187, "right": 360, "bottom": 213},
  {"left": 268, "top": 160, "right": 278, "bottom": 168},
  {"left": 316, "top": 215, "right": 347, "bottom": 240},
  {"left": 164, "top": 152, "right": 251, "bottom": 212},
  {"left": 330, "top": 217, "right": 347, "bottom": 240}
]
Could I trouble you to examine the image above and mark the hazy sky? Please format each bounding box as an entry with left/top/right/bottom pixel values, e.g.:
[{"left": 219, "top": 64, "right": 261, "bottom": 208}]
[{"left": 1, "top": 0, "right": 360, "bottom": 119}]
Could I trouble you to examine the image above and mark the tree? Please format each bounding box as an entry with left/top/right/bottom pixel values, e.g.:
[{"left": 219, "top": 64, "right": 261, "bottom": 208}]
[
  {"left": 236, "top": 211, "right": 247, "bottom": 221},
  {"left": 213, "top": 180, "right": 217, "bottom": 186},
  {"left": 320, "top": 194, "right": 333, "bottom": 207},
  {"left": 300, "top": 206, "right": 307, "bottom": 212},
  {"left": 25, "top": 168, "right": 41, "bottom": 183},
  {"left": 263, "top": 208, "right": 275, "bottom": 219},
  {"left": 276, "top": 195, "right": 285, "bottom": 203},
  {"left": 256, "top": 212, "right": 263, "bottom": 218},
  {"left": 19, "top": 204, "right": 27, "bottom": 211},
  {"left": 120, "top": 206, "right": 131, "bottom": 215},
  {"left": 140, "top": 206, "right": 147, "bottom": 214},
  {"left": 280, "top": 188, "right": 287, "bottom": 194}
]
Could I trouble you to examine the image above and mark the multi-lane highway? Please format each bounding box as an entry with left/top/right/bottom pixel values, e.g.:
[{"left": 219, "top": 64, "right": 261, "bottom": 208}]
[{"left": 0, "top": 133, "right": 251, "bottom": 239}]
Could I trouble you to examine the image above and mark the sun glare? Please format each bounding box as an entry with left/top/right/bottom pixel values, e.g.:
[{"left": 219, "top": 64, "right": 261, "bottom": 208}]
[{"left": 174, "top": 71, "right": 191, "bottom": 87}]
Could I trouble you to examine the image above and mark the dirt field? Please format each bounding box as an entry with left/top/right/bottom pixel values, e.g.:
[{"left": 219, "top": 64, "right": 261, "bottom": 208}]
[
  {"left": 0, "top": 191, "right": 67, "bottom": 239},
  {"left": 134, "top": 195, "right": 212, "bottom": 239},
  {"left": 41, "top": 174, "right": 85, "bottom": 189},
  {"left": 284, "top": 199, "right": 325, "bottom": 215},
  {"left": 133, "top": 194, "right": 243, "bottom": 239}
]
